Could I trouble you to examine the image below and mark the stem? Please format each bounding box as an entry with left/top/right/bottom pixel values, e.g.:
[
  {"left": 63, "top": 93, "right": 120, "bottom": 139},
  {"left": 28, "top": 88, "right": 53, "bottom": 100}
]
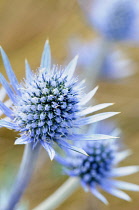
[
  {"left": 85, "top": 38, "right": 113, "bottom": 90},
  {"left": 33, "top": 177, "right": 80, "bottom": 210},
  {"left": 1, "top": 143, "right": 40, "bottom": 210}
]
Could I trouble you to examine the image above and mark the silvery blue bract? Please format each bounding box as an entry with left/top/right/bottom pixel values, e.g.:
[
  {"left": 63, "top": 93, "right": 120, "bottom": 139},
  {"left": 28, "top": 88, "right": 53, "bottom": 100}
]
[
  {"left": 0, "top": 87, "right": 12, "bottom": 119},
  {"left": 78, "top": 0, "right": 139, "bottom": 42},
  {"left": 0, "top": 41, "right": 118, "bottom": 160},
  {"left": 56, "top": 123, "right": 139, "bottom": 204}
]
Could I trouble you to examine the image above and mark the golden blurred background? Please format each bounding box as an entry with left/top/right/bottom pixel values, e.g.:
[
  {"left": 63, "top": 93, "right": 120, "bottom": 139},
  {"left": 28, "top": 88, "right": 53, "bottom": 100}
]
[{"left": 0, "top": 0, "right": 139, "bottom": 209}]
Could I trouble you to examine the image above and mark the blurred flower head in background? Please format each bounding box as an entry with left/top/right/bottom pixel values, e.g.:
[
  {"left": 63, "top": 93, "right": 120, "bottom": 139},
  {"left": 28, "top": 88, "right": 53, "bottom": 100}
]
[
  {"left": 69, "top": 38, "right": 135, "bottom": 80},
  {"left": 78, "top": 0, "right": 139, "bottom": 43},
  {"left": 56, "top": 122, "right": 139, "bottom": 204},
  {"left": 0, "top": 41, "right": 118, "bottom": 160}
]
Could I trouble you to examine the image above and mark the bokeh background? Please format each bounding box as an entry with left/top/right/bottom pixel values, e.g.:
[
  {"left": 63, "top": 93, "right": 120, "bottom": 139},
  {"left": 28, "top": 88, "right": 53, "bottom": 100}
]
[{"left": 0, "top": 0, "right": 139, "bottom": 209}]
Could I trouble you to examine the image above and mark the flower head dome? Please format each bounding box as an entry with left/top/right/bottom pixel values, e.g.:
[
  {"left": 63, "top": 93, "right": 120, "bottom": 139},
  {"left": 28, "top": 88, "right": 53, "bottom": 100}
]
[
  {"left": 78, "top": 0, "right": 139, "bottom": 42},
  {"left": 56, "top": 123, "right": 139, "bottom": 203},
  {"left": 0, "top": 41, "right": 118, "bottom": 160}
]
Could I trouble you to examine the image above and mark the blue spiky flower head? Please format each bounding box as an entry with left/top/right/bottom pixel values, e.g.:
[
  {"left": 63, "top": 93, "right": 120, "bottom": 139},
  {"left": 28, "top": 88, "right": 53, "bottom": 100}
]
[
  {"left": 56, "top": 123, "right": 139, "bottom": 203},
  {"left": 78, "top": 0, "right": 139, "bottom": 42},
  {"left": 0, "top": 41, "right": 118, "bottom": 160}
]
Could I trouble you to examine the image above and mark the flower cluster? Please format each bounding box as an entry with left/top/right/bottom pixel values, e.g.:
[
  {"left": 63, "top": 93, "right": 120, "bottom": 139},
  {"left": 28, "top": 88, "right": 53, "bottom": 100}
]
[
  {"left": 56, "top": 123, "right": 139, "bottom": 203},
  {"left": 0, "top": 41, "right": 118, "bottom": 160},
  {"left": 0, "top": 1, "right": 139, "bottom": 208}
]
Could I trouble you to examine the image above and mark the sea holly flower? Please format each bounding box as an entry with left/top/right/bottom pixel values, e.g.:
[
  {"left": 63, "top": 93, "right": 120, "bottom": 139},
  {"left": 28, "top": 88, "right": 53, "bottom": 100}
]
[
  {"left": 78, "top": 0, "right": 139, "bottom": 43},
  {"left": 69, "top": 39, "right": 135, "bottom": 80},
  {"left": 56, "top": 124, "right": 139, "bottom": 204},
  {"left": 0, "top": 41, "right": 118, "bottom": 160}
]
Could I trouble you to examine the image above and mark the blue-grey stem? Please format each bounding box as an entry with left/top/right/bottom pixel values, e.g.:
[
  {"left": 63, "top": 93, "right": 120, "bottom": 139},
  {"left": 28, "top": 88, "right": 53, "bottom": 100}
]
[
  {"left": 84, "top": 38, "right": 113, "bottom": 90},
  {"left": 1, "top": 143, "right": 40, "bottom": 210},
  {"left": 33, "top": 177, "right": 80, "bottom": 210}
]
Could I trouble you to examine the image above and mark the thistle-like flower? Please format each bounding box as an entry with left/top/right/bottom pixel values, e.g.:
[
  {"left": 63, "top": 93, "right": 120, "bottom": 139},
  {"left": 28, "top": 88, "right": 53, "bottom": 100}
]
[
  {"left": 78, "top": 0, "right": 139, "bottom": 42},
  {"left": 56, "top": 123, "right": 139, "bottom": 204},
  {"left": 0, "top": 41, "right": 118, "bottom": 160}
]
